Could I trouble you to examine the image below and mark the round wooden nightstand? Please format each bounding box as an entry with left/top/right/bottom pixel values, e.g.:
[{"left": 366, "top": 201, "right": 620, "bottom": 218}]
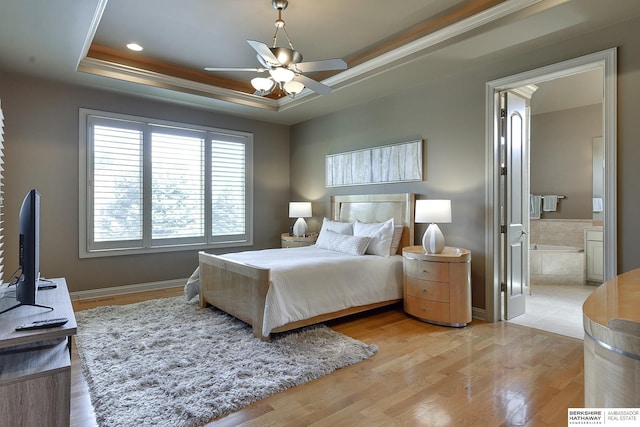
[
  {"left": 281, "top": 233, "right": 318, "bottom": 248},
  {"left": 402, "top": 245, "right": 472, "bottom": 327}
]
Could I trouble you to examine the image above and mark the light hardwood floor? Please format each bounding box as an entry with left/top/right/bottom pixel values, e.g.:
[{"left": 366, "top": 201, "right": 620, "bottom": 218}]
[{"left": 71, "top": 288, "right": 584, "bottom": 427}]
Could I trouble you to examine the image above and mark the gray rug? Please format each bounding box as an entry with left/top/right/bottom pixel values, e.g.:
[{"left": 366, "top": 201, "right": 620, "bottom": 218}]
[{"left": 74, "top": 296, "right": 377, "bottom": 427}]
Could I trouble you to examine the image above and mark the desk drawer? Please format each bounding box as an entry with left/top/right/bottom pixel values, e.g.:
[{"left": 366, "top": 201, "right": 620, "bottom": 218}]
[{"left": 404, "top": 258, "right": 449, "bottom": 282}]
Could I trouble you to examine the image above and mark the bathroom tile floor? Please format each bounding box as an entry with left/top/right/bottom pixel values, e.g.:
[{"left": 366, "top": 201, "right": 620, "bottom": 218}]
[{"left": 506, "top": 281, "right": 597, "bottom": 339}]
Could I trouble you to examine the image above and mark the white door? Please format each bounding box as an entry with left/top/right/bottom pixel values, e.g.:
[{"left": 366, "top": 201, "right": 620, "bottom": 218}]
[{"left": 501, "top": 91, "right": 529, "bottom": 320}]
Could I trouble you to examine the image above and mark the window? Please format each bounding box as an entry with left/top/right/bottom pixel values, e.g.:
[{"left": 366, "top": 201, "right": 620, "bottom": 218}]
[
  {"left": 0, "top": 100, "right": 4, "bottom": 281},
  {"left": 79, "top": 109, "right": 253, "bottom": 257}
]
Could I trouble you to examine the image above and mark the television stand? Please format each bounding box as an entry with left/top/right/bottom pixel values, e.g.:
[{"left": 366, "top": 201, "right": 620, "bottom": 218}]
[
  {"left": 0, "top": 278, "right": 76, "bottom": 427},
  {"left": 0, "top": 301, "right": 54, "bottom": 315}
]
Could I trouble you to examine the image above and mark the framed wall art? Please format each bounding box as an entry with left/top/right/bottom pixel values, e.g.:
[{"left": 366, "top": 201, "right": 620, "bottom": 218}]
[{"left": 325, "top": 139, "right": 423, "bottom": 187}]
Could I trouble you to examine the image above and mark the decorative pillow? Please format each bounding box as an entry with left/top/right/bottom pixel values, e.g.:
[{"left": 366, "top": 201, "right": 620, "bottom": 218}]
[
  {"left": 319, "top": 217, "right": 354, "bottom": 236},
  {"left": 184, "top": 266, "right": 200, "bottom": 301},
  {"left": 389, "top": 224, "right": 404, "bottom": 255},
  {"left": 353, "top": 218, "right": 395, "bottom": 257},
  {"left": 315, "top": 230, "right": 371, "bottom": 256}
]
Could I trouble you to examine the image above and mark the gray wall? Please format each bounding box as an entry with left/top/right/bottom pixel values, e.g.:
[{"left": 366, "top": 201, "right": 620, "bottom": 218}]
[
  {"left": 0, "top": 72, "right": 290, "bottom": 292},
  {"left": 290, "top": 15, "right": 640, "bottom": 310},
  {"left": 530, "top": 104, "right": 602, "bottom": 220},
  {"left": 290, "top": 74, "right": 488, "bottom": 308}
]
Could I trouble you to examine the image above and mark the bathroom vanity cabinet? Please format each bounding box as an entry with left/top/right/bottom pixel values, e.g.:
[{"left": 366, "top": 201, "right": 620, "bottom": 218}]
[{"left": 584, "top": 227, "right": 603, "bottom": 284}]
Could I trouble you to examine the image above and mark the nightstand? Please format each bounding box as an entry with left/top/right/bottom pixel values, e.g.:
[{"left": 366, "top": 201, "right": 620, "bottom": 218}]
[
  {"left": 281, "top": 233, "right": 318, "bottom": 248},
  {"left": 402, "top": 245, "right": 471, "bottom": 327}
]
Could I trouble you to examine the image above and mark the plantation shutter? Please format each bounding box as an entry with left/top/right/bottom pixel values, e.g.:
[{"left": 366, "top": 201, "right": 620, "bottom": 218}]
[
  {"left": 90, "top": 118, "right": 144, "bottom": 248},
  {"left": 211, "top": 135, "right": 247, "bottom": 238},
  {"left": 0, "top": 100, "right": 4, "bottom": 282},
  {"left": 151, "top": 128, "right": 205, "bottom": 243},
  {"left": 81, "top": 109, "right": 253, "bottom": 256}
]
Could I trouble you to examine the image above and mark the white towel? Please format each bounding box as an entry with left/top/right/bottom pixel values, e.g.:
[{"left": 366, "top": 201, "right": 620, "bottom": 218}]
[
  {"left": 593, "top": 197, "right": 603, "bottom": 212},
  {"left": 530, "top": 195, "right": 542, "bottom": 219},
  {"left": 543, "top": 195, "right": 558, "bottom": 212}
]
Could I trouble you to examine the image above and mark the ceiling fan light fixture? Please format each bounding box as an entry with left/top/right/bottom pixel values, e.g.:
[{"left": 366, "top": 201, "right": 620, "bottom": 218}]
[
  {"left": 251, "top": 77, "right": 275, "bottom": 93},
  {"left": 204, "top": 0, "right": 346, "bottom": 99},
  {"left": 284, "top": 80, "right": 304, "bottom": 97},
  {"left": 269, "top": 67, "right": 294, "bottom": 84}
]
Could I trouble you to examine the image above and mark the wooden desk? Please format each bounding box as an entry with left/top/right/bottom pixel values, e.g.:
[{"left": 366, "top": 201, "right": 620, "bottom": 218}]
[
  {"left": 582, "top": 269, "right": 640, "bottom": 407},
  {"left": 0, "top": 278, "right": 77, "bottom": 427}
]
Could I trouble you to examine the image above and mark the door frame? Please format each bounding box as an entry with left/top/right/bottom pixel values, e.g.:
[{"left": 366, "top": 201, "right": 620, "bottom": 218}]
[{"left": 484, "top": 48, "right": 617, "bottom": 322}]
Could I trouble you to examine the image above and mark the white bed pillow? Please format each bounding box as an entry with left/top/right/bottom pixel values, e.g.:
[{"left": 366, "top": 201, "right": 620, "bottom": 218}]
[
  {"left": 389, "top": 225, "right": 404, "bottom": 255},
  {"left": 184, "top": 266, "right": 200, "bottom": 301},
  {"left": 315, "top": 230, "right": 371, "bottom": 256},
  {"left": 319, "top": 217, "right": 354, "bottom": 236},
  {"left": 353, "top": 218, "right": 395, "bottom": 257}
]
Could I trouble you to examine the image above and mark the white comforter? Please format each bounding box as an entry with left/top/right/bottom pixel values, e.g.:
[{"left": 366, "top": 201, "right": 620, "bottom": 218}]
[{"left": 220, "top": 245, "right": 403, "bottom": 336}]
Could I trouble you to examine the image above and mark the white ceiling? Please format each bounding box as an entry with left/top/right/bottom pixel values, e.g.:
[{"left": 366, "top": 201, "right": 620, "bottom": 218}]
[
  {"left": 530, "top": 69, "right": 603, "bottom": 115},
  {"left": 1, "top": 0, "right": 639, "bottom": 125}
]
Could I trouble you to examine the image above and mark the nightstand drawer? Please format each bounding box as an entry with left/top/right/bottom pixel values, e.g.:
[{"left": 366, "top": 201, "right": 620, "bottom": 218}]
[
  {"left": 404, "top": 258, "right": 449, "bottom": 282},
  {"left": 404, "top": 277, "right": 450, "bottom": 302},
  {"left": 404, "top": 296, "right": 450, "bottom": 323}
]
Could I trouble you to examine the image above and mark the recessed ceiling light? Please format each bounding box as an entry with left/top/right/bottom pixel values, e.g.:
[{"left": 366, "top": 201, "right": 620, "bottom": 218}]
[{"left": 126, "top": 43, "right": 143, "bottom": 52}]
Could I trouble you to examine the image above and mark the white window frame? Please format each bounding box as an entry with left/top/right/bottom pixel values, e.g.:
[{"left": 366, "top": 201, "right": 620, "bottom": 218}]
[{"left": 79, "top": 108, "right": 253, "bottom": 258}]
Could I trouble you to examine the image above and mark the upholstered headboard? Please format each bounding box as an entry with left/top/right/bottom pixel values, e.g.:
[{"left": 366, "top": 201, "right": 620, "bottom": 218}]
[{"left": 330, "top": 193, "right": 415, "bottom": 254}]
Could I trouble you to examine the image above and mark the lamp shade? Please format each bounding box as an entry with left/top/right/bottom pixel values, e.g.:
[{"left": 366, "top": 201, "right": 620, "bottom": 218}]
[
  {"left": 269, "top": 67, "right": 295, "bottom": 84},
  {"left": 284, "top": 80, "right": 304, "bottom": 96},
  {"left": 289, "top": 202, "right": 312, "bottom": 218},
  {"left": 415, "top": 199, "right": 452, "bottom": 224},
  {"left": 251, "top": 77, "right": 275, "bottom": 92}
]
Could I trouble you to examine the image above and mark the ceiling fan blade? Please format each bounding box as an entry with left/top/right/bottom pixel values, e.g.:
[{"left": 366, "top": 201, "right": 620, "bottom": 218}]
[
  {"left": 204, "top": 67, "right": 267, "bottom": 72},
  {"left": 247, "top": 40, "right": 280, "bottom": 66},
  {"left": 294, "top": 58, "right": 347, "bottom": 73},
  {"left": 295, "top": 74, "right": 332, "bottom": 95}
]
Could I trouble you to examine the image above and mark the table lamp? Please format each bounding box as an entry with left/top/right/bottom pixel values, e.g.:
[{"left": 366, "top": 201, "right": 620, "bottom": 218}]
[
  {"left": 415, "top": 199, "right": 452, "bottom": 254},
  {"left": 289, "top": 202, "right": 312, "bottom": 237}
]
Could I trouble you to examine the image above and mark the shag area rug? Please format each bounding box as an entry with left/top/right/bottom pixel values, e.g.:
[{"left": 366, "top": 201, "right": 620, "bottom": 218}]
[{"left": 74, "top": 296, "right": 377, "bottom": 427}]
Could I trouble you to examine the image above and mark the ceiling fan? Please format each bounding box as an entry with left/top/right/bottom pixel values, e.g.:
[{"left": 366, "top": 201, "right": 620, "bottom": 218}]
[{"left": 204, "top": 0, "right": 347, "bottom": 98}]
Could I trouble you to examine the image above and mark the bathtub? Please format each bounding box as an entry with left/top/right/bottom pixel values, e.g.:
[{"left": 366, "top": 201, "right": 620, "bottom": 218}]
[
  {"left": 530, "top": 244, "right": 583, "bottom": 252},
  {"left": 529, "top": 243, "right": 585, "bottom": 285}
]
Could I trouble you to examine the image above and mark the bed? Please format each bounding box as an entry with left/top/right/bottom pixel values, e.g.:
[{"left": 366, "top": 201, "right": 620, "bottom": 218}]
[{"left": 198, "top": 193, "right": 415, "bottom": 339}]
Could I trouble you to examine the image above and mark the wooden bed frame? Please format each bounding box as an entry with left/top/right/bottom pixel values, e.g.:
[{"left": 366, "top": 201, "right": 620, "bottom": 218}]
[{"left": 199, "top": 193, "right": 415, "bottom": 339}]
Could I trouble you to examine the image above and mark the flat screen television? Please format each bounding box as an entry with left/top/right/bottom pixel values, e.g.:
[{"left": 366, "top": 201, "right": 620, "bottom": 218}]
[
  {"left": 0, "top": 189, "right": 52, "bottom": 315},
  {"left": 17, "top": 189, "right": 40, "bottom": 303}
]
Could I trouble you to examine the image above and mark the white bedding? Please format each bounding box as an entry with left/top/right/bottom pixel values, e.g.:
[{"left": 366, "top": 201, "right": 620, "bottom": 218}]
[{"left": 219, "top": 245, "right": 403, "bottom": 336}]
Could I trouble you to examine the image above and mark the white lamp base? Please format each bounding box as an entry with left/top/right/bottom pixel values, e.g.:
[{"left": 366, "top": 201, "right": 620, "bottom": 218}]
[
  {"left": 292, "top": 217, "right": 307, "bottom": 237},
  {"left": 422, "top": 223, "right": 445, "bottom": 254}
]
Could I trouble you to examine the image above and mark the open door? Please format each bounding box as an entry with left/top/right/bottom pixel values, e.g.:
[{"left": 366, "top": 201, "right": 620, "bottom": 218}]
[
  {"left": 501, "top": 91, "right": 529, "bottom": 320},
  {"left": 486, "top": 49, "right": 617, "bottom": 324}
]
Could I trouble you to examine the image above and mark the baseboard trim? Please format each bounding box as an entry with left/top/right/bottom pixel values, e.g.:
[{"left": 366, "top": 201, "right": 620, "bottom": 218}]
[
  {"left": 69, "top": 278, "right": 186, "bottom": 300},
  {"left": 472, "top": 307, "right": 487, "bottom": 321}
]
